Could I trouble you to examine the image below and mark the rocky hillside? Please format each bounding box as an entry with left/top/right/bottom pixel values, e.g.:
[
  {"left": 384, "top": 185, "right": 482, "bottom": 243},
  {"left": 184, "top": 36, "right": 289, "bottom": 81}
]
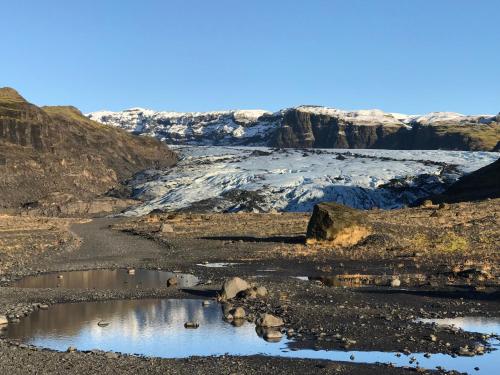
[
  {"left": 433, "top": 158, "right": 500, "bottom": 203},
  {"left": 88, "top": 106, "right": 500, "bottom": 151},
  {"left": 0, "top": 88, "right": 177, "bottom": 209}
]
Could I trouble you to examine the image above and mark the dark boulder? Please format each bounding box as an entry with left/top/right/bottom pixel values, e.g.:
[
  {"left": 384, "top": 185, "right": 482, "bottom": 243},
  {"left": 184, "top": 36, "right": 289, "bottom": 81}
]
[
  {"left": 433, "top": 158, "right": 500, "bottom": 203},
  {"left": 306, "top": 202, "right": 371, "bottom": 246}
]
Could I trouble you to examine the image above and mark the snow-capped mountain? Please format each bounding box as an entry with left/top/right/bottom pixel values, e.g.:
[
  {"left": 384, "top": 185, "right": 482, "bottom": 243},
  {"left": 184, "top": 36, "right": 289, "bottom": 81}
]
[
  {"left": 88, "top": 106, "right": 500, "bottom": 151},
  {"left": 119, "top": 146, "right": 499, "bottom": 216}
]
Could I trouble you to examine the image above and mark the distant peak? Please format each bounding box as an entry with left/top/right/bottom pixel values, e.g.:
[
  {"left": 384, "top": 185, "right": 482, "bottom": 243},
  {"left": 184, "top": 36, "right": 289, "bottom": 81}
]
[{"left": 0, "top": 87, "right": 27, "bottom": 102}]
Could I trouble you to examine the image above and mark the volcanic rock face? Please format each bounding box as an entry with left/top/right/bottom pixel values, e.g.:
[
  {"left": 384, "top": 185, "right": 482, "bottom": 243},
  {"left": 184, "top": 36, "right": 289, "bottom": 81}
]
[
  {"left": 306, "top": 202, "right": 371, "bottom": 246},
  {"left": 0, "top": 87, "right": 177, "bottom": 208},
  {"left": 89, "top": 106, "right": 500, "bottom": 151},
  {"left": 433, "top": 158, "right": 500, "bottom": 203}
]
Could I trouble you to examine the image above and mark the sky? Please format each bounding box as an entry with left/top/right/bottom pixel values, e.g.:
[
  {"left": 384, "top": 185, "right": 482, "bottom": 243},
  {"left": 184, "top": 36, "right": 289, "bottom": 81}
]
[{"left": 1, "top": 0, "right": 499, "bottom": 114}]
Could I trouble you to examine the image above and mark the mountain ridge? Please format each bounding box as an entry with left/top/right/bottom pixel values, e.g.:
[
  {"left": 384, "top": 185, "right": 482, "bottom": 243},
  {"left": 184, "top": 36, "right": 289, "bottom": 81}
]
[
  {"left": 88, "top": 106, "right": 500, "bottom": 151},
  {"left": 0, "top": 87, "right": 177, "bottom": 209}
]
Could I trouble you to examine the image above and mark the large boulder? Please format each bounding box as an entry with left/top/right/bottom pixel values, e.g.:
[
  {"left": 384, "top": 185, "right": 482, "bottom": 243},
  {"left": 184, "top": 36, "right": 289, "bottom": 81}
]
[
  {"left": 256, "top": 313, "right": 284, "bottom": 327},
  {"left": 220, "top": 277, "right": 251, "bottom": 300},
  {"left": 306, "top": 202, "right": 370, "bottom": 246}
]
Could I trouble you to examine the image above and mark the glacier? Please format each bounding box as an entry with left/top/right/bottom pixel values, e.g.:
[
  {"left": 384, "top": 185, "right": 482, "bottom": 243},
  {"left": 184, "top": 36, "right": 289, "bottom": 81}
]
[{"left": 119, "top": 146, "right": 499, "bottom": 216}]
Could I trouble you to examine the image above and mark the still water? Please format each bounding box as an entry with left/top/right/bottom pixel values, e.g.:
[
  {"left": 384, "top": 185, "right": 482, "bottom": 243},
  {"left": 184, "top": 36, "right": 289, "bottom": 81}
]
[
  {"left": 14, "top": 269, "right": 199, "bottom": 289},
  {"left": 4, "top": 299, "right": 499, "bottom": 374}
]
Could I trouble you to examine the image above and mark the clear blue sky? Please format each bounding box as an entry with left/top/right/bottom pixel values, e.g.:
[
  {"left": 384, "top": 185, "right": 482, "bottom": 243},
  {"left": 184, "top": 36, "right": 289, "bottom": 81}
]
[{"left": 2, "top": 0, "right": 499, "bottom": 114}]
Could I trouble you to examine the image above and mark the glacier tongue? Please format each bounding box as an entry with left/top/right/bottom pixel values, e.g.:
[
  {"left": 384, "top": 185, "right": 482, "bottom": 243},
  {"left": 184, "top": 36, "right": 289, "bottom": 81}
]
[{"left": 119, "top": 146, "right": 499, "bottom": 216}]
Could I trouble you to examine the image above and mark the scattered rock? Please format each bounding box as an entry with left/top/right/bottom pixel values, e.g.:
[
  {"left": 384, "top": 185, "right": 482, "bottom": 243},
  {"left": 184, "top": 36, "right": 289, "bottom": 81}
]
[
  {"left": 231, "top": 307, "right": 246, "bottom": 319},
  {"left": 256, "top": 313, "right": 284, "bottom": 328},
  {"left": 458, "top": 345, "right": 475, "bottom": 356},
  {"left": 421, "top": 200, "right": 434, "bottom": 208},
  {"left": 390, "top": 278, "right": 401, "bottom": 287},
  {"left": 263, "top": 329, "right": 282, "bottom": 342},
  {"left": 255, "top": 286, "right": 268, "bottom": 298},
  {"left": 105, "top": 351, "right": 119, "bottom": 359},
  {"left": 167, "top": 277, "right": 178, "bottom": 287},
  {"left": 220, "top": 277, "right": 250, "bottom": 300},
  {"left": 306, "top": 202, "right": 371, "bottom": 246},
  {"left": 160, "top": 223, "right": 174, "bottom": 233}
]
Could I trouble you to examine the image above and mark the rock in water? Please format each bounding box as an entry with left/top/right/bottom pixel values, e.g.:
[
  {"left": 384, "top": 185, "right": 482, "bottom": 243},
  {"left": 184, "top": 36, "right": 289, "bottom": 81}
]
[
  {"left": 231, "top": 307, "right": 246, "bottom": 319},
  {"left": 263, "top": 329, "right": 283, "bottom": 342},
  {"left": 306, "top": 202, "right": 371, "bottom": 246},
  {"left": 256, "top": 313, "right": 284, "bottom": 327},
  {"left": 220, "top": 277, "right": 250, "bottom": 300}
]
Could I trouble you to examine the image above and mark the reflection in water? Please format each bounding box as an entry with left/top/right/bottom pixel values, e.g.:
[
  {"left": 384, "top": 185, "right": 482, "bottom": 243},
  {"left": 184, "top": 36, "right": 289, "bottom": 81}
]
[
  {"left": 196, "top": 263, "right": 238, "bottom": 268},
  {"left": 4, "top": 301, "right": 499, "bottom": 374},
  {"left": 419, "top": 317, "right": 500, "bottom": 336},
  {"left": 14, "top": 270, "right": 199, "bottom": 289},
  {"left": 6, "top": 299, "right": 284, "bottom": 357}
]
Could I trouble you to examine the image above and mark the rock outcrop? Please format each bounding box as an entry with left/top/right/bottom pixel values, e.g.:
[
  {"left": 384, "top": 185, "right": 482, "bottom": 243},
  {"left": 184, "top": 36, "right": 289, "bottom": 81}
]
[
  {"left": 0, "top": 87, "right": 177, "bottom": 209},
  {"left": 306, "top": 202, "right": 371, "bottom": 246},
  {"left": 433, "top": 158, "right": 500, "bottom": 203}
]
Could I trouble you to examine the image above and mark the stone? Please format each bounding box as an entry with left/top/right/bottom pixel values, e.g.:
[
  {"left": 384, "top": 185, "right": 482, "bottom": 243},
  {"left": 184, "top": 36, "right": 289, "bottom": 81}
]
[
  {"left": 306, "top": 202, "right": 371, "bottom": 246},
  {"left": 105, "top": 351, "right": 119, "bottom": 359},
  {"left": 263, "top": 329, "right": 282, "bottom": 342},
  {"left": 202, "top": 300, "right": 210, "bottom": 307},
  {"left": 160, "top": 223, "right": 174, "bottom": 233},
  {"left": 220, "top": 277, "right": 251, "bottom": 300},
  {"left": 231, "top": 307, "right": 246, "bottom": 319},
  {"left": 429, "top": 334, "right": 437, "bottom": 342},
  {"left": 421, "top": 200, "right": 434, "bottom": 208},
  {"left": 256, "top": 313, "right": 284, "bottom": 328},
  {"left": 67, "top": 346, "right": 77, "bottom": 352},
  {"left": 127, "top": 269, "right": 135, "bottom": 275},
  {"left": 167, "top": 277, "right": 178, "bottom": 287},
  {"left": 39, "top": 304, "right": 49, "bottom": 310},
  {"left": 390, "top": 278, "right": 401, "bottom": 287},
  {"left": 255, "top": 286, "right": 268, "bottom": 298},
  {"left": 0, "top": 315, "right": 8, "bottom": 325}
]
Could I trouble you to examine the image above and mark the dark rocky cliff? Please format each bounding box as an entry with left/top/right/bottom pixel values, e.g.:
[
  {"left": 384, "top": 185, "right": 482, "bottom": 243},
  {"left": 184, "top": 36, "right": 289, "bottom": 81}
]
[
  {"left": 0, "top": 87, "right": 177, "bottom": 208},
  {"left": 271, "top": 108, "right": 500, "bottom": 151},
  {"left": 432, "top": 158, "right": 500, "bottom": 203},
  {"left": 273, "top": 109, "right": 402, "bottom": 148}
]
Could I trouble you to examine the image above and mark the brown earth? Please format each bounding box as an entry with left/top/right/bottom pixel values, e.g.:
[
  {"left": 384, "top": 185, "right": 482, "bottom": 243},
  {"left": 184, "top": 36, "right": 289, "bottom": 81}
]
[
  {"left": 0, "top": 87, "right": 177, "bottom": 210},
  {"left": 0, "top": 200, "right": 498, "bottom": 374}
]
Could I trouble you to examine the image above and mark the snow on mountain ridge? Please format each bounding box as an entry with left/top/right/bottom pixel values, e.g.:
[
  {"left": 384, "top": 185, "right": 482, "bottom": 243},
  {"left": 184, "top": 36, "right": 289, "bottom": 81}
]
[{"left": 87, "top": 106, "right": 497, "bottom": 146}]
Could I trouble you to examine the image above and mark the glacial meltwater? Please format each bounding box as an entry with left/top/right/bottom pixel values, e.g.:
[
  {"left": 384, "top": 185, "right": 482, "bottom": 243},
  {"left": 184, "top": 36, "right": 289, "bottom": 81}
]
[
  {"left": 3, "top": 299, "right": 499, "bottom": 374},
  {"left": 14, "top": 269, "right": 199, "bottom": 289}
]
